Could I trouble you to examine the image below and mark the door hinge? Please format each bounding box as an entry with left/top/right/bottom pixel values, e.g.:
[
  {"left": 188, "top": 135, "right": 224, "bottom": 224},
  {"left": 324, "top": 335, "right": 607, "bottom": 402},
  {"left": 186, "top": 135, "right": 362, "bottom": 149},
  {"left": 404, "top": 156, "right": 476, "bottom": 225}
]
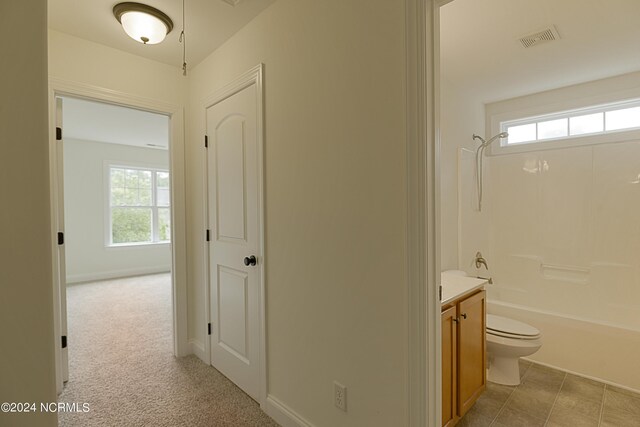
[
  {"left": 204, "top": 135, "right": 208, "bottom": 148},
  {"left": 207, "top": 323, "right": 211, "bottom": 335},
  {"left": 439, "top": 285, "right": 442, "bottom": 301},
  {"left": 206, "top": 229, "right": 210, "bottom": 242},
  {"left": 61, "top": 335, "right": 67, "bottom": 349},
  {"left": 56, "top": 127, "right": 62, "bottom": 141},
  {"left": 57, "top": 232, "right": 64, "bottom": 245}
]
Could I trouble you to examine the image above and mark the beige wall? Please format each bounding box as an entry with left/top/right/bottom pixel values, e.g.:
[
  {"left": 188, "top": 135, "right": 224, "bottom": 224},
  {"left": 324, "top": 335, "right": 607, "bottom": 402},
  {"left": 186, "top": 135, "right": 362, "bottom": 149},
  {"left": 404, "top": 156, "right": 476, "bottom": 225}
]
[
  {"left": 45, "top": 3, "right": 410, "bottom": 425},
  {"left": 0, "top": 1, "right": 57, "bottom": 426},
  {"left": 48, "top": 30, "right": 185, "bottom": 104},
  {"left": 187, "top": 0, "right": 408, "bottom": 425}
]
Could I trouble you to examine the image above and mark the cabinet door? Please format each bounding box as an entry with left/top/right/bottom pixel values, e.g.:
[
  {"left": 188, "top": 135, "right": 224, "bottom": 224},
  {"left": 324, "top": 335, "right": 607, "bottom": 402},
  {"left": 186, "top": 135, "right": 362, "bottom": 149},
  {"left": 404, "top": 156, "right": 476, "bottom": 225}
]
[
  {"left": 442, "top": 305, "right": 458, "bottom": 427},
  {"left": 457, "top": 290, "right": 486, "bottom": 417}
]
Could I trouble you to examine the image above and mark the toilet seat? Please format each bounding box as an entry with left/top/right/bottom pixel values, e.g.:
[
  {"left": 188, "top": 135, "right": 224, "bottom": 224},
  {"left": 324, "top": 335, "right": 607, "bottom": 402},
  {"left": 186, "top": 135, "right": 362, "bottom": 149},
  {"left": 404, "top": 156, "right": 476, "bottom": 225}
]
[{"left": 487, "top": 314, "right": 541, "bottom": 340}]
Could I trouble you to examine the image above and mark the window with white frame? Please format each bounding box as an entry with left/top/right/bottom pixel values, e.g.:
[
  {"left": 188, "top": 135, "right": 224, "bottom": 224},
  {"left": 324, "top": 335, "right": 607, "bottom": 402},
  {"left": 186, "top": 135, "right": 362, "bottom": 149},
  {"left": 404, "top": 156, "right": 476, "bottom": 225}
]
[
  {"left": 501, "top": 99, "right": 640, "bottom": 146},
  {"left": 108, "top": 165, "right": 171, "bottom": 245}
]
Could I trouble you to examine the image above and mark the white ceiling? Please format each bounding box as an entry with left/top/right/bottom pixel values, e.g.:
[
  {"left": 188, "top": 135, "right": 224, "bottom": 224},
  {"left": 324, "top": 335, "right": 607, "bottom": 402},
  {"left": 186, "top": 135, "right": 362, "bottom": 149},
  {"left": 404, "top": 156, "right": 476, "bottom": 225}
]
[
  {"left": 50, "top": 0, "right": 640, "bottom": 115},
  {"left": 48, "top": 0, "right": 275, "bottom": 68},
  {"left": 62, "top": 97, "right": 169, "bottom": 149},
  {"left": 440, "top": 0, "right": 640, "bottom": 104}
]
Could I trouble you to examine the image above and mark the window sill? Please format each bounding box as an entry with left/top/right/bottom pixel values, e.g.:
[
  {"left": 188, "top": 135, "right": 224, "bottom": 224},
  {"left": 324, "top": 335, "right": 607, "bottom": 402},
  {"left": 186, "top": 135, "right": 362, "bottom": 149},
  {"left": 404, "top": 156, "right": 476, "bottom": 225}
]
[{"left": 106, "top": 242, "right": 171, "bottom": 249}]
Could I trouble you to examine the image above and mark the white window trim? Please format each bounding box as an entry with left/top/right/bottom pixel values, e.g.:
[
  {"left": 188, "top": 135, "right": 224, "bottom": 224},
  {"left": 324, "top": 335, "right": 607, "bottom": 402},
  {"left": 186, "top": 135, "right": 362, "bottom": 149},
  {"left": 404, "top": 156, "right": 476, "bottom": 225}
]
[
  {"left": 486, "top": 72, "right": 640, "bottom": 155},
  {"left": 500, "top": 98, "right": 640, "bottom": 147},
  {"left": 104, "top": 161, "right": 171, "bottom": 247}
]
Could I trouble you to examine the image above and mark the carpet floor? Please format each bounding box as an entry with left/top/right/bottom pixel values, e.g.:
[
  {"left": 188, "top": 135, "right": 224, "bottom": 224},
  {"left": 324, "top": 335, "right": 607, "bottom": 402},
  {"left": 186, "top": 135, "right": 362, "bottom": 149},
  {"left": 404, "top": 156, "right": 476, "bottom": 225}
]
[{"left": 58, "top": 273, "right": 278, "bottom": 427}]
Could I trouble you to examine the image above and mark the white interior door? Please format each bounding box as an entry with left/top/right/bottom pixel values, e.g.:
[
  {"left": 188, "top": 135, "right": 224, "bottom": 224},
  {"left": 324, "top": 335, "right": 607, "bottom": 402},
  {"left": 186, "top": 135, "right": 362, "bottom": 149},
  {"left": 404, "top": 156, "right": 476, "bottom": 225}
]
[
  {"left": 207, "top": 82, "right": 261, "bottom": 400},
  {"left": 56, "top": 96, "right": 69, "bottom": 383}
]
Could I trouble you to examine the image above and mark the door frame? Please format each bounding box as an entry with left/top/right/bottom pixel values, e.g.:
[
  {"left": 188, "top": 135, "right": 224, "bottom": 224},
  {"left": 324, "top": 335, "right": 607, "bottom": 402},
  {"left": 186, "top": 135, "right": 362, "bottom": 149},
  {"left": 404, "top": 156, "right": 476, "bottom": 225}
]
[
  {"left": 202, "top": 64, "right": 267, "bottom": 405},
  {"left": 48, "top": 78, "right": 189, "bottom": 393},
  {"left": 405, "top": 0, "right": 443, "bottom": 426}
]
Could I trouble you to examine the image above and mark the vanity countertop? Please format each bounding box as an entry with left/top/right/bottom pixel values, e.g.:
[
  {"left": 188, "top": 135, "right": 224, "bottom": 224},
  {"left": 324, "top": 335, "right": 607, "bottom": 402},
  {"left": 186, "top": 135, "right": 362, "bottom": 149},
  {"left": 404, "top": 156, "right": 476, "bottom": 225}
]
[{"left": 440, "top": 273, "right": 487, "bottom": 306}]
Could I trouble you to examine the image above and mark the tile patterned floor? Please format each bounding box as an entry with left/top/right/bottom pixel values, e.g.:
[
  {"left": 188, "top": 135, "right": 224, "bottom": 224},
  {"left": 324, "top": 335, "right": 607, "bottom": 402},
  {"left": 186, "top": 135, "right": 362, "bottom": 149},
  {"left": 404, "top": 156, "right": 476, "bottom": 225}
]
[{"left": 458, "top": 360, "right": 640, "bottom": 427}]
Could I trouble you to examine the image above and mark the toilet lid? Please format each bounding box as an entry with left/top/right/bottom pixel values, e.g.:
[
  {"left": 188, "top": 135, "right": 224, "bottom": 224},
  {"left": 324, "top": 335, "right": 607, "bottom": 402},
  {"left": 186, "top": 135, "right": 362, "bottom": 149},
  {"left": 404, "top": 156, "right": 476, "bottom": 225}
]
[{"left": 487, "top": 314, "right": 541, "bottom": 339}]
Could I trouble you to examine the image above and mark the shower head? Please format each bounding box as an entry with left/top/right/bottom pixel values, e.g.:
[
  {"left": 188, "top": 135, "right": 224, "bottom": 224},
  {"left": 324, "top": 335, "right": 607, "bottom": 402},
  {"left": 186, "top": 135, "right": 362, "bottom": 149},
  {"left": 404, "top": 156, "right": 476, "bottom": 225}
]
[
  {"left": 482, "top": 131, "right": 508, "bottom": 147},
  {"left": 474, "top": 132, "right": 508, "bottom": 148}
]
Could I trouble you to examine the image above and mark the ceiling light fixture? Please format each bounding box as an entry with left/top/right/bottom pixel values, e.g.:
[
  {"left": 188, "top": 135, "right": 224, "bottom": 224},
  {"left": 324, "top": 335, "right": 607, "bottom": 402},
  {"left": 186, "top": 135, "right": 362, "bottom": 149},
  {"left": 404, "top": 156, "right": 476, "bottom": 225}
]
[{"left": 113, "top": 2, "right": 174, "bottom": 45}]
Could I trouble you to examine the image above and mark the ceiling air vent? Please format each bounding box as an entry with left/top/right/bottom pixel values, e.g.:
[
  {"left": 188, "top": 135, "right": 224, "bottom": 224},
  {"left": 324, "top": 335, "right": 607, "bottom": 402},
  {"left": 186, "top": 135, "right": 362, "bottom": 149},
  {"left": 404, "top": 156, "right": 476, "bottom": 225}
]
[
  {"left": 221, "top": 0, "right": 242, "bottom": 6},
  {"left": 519, "top": 25, "right": 560, "bottom": 48}
]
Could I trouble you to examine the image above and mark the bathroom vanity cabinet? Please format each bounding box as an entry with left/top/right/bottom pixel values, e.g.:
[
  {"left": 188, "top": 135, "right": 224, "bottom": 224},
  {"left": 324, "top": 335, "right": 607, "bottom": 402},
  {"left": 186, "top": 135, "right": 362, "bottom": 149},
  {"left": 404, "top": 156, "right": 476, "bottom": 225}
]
[{"left": 441, "top": 289, "right": 486, "bottom": 427}]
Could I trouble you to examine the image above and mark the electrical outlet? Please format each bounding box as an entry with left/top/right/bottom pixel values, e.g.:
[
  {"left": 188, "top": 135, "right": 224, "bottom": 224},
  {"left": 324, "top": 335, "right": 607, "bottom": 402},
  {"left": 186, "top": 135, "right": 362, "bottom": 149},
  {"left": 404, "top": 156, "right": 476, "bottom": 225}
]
[{"left": 334, "top": 381, "right": 347, "bottom": 411}]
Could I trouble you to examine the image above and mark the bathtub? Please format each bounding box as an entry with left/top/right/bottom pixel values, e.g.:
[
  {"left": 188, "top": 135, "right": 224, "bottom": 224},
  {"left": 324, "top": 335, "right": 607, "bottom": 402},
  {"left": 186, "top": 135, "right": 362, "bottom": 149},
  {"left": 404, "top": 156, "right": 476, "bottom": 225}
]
[{"left": 487, "top": 299, "right": 640, "bottom": 393}]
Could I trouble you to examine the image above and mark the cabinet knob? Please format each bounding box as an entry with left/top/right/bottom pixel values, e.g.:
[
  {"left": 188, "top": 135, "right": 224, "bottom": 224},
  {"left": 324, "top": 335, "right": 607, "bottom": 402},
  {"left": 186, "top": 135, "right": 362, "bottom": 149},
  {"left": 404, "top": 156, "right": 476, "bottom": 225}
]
[
  {"left": 452, "top": 317, "right": 459, "bottom": 323},
  {"left": 461, "top": 313, "right": 467, "bottom": 319}
]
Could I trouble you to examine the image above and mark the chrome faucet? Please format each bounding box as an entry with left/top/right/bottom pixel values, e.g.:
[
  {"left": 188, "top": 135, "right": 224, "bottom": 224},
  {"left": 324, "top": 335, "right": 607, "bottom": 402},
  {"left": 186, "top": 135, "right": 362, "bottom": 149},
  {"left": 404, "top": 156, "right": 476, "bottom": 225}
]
[{"left": 475, "top": 252, "right": 488, "bottom": 270}]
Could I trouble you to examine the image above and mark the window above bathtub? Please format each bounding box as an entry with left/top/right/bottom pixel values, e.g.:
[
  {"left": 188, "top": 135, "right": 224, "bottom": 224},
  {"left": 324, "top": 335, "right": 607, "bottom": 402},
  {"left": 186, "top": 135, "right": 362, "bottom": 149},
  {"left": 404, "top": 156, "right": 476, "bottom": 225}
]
[
  {"left": 502, "top": 99, "right": 640, "bottom": 144},
  {"left": 486, "top": 72, "right": 640, "bottom": 155}
]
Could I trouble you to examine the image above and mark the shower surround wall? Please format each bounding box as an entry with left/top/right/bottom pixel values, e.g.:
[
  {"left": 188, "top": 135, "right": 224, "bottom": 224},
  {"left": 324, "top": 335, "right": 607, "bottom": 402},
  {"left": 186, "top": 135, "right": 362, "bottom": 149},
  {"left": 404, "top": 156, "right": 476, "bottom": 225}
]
[
  {"left": 455, "top": 72, "right": 640, "bottom": 391},
  {"left": 490, "top": 143, "right": 640, "bottom": 327},
  {"left": 460, "top": 138, "right": 640, "bottom": 392}
]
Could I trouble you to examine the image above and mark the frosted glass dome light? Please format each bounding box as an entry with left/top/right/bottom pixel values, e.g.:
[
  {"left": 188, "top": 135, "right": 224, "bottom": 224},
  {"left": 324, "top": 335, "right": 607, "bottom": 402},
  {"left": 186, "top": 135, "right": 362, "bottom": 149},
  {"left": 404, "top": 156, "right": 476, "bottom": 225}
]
[
  {"left": 113, "top": 3, "right": 174, "bottom": 45},
  {"left": 120, "top": 11, "right": 167, "bottom": 44}
]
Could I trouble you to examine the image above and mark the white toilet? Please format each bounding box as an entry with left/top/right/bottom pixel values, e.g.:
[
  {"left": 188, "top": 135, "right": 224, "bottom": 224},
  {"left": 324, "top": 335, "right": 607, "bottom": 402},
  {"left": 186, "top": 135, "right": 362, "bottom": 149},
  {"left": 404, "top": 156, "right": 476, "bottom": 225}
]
[{"left": 486, "top": 314, "right": 542, "bottom": 386}]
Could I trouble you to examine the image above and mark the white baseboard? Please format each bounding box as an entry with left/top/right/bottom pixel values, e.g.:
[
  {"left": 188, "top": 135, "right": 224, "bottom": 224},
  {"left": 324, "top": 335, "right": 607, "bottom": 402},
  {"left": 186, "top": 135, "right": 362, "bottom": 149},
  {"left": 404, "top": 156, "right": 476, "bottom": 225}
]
[
  {"left": 263, "top": 395, "right": 315, "bottom": 427},
  {"left": 189, "top": 339, "right": 206, "bottom": 362},
  {"left": 189, "top": 339, "right": 312, "bottom": 427},
  {"left": 66, "top": 266, "right": 170, "bottom": 284}
]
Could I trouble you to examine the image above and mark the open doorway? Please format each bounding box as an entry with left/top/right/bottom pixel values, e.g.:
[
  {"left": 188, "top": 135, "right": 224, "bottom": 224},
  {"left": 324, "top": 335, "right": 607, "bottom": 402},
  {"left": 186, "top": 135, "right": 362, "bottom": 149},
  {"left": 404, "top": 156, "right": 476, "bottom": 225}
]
[
  {"left": 437, "top": 1, "right": 640, "bottom": 426},
  {"left": 54, "top": 95, "right": 174, "bottom": 389},
  {"left": 48, "top": 79, "right": 189, "bottom": 397}
]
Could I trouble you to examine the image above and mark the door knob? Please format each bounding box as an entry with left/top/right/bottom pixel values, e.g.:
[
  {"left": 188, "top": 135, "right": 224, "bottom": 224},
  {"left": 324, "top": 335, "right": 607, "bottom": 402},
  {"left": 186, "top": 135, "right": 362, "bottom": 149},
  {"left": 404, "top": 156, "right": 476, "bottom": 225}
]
[{"left": 244, "top": 255, "right": 257, "bottom": 266}]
